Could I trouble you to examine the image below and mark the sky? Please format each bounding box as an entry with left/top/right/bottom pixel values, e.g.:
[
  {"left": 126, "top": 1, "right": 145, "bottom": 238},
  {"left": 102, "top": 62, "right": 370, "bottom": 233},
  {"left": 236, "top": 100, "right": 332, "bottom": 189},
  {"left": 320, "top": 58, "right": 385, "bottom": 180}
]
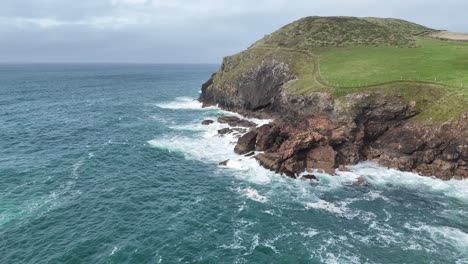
[{"left": 0, "top": 0, "right": 467, "bottom": 63}]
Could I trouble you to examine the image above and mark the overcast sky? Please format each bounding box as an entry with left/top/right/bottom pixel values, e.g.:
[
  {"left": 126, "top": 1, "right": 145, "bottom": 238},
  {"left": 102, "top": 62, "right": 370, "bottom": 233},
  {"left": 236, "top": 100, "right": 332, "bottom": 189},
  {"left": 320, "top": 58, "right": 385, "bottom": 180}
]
[{"left": 0, "top": 0, "right": 467, "bottom": 63}]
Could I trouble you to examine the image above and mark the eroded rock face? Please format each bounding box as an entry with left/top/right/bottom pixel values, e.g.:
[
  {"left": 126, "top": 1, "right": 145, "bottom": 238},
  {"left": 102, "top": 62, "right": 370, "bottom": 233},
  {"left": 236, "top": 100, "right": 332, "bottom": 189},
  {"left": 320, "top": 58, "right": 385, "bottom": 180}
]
[
  {"left": 200, "top": 58, "right": 294, "bottom": 111},
  {"left": 227, "top": 92, "right": 467, "bottom": 180},
  {"left": 201, "top": 56, "right": 466, "bottom": 180},
  {"left": 255, "top": 124, "right": 280, "bottom": 151},
  {"left": 234, "top": 131, "right": 257, "bottom": 155}
]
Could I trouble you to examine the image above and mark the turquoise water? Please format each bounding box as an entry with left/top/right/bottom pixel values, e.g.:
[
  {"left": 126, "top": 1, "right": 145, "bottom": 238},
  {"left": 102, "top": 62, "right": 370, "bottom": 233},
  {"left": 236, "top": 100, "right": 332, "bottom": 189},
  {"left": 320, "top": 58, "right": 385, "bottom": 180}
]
[{"left": 0, "top": 64, "right": 467, "bottom": 264}]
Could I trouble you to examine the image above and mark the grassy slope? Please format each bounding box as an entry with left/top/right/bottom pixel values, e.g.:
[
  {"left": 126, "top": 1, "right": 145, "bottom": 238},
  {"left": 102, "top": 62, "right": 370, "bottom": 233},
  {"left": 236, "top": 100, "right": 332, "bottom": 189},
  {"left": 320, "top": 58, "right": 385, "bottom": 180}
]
[
  {"left": 318, "top": 38, "right": 468, "bottom": 88},
  {"left": 239, "top": 17, "right": 468, "bottom": 122}
]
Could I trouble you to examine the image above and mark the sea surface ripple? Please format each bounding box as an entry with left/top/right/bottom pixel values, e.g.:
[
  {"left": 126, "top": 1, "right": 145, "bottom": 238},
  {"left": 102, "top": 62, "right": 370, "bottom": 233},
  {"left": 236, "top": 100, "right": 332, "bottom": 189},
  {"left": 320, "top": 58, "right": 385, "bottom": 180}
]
[{"left": 0, "top": 64, "right": 467, "bottom": 264}]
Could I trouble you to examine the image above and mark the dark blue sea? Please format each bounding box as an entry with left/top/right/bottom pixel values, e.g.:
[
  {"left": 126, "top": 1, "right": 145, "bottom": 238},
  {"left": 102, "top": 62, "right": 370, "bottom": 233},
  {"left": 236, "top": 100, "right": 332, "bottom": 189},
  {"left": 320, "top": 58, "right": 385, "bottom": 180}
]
[{"left": 0, "top": 64, "right": 467, "bottom": 264}]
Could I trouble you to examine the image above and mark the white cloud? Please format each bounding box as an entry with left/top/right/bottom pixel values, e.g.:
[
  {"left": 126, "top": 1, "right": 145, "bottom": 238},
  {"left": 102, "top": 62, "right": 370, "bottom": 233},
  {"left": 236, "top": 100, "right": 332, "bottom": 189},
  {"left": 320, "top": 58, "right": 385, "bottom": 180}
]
[
  {"left": 111, "top": 0, "right": 148, "bottom": 6},
  {"left": 0, "top": 15, "right": 151, "bottom": 29}
]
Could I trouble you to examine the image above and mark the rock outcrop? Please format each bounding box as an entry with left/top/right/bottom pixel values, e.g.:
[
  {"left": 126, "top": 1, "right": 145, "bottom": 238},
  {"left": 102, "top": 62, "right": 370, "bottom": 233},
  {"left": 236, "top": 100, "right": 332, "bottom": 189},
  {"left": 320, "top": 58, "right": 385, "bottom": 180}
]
[
  {"left": 234, "top": 131, "right": 257, "bottom": 155},
  {"left": 198, "top": 17, "right": 467, "bottom": 180},
  {"left": 204, "top": 87, "right": 467, "bottom": 180}
]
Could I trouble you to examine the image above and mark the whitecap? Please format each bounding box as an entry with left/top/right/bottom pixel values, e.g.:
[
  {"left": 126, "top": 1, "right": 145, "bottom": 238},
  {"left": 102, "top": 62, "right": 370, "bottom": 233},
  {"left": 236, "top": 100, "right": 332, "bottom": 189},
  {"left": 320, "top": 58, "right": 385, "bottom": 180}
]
[
  {"left": 404, "top": 223, "right": 468, "bottom": 253},
  {"left": 300, "top": 228, "right": 320, "bottom": 238},
  {"left": 236, "top": 187, "right": 268, "bottom": 203},
  {"left": 347, "top": 162, "right": 468, "bottom": 203},
  {"left": 110, "top": 246, "right": 119, "bottom": 256},
  {"left": 305, "top": 200, "right": 347, "bottom": 216},
  {"left": 154, "top": 97, "right": 207, "bottom": 110}
]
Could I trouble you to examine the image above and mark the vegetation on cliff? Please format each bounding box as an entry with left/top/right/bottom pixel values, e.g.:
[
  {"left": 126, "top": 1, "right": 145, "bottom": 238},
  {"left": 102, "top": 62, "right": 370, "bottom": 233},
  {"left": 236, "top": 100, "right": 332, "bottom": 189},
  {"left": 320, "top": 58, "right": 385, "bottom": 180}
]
[
  {"left": 206, "top": 16, "right": 467, "bottom": 122},
  {"left": 201, "top": 16, "right": 468, "bottom": 179}
]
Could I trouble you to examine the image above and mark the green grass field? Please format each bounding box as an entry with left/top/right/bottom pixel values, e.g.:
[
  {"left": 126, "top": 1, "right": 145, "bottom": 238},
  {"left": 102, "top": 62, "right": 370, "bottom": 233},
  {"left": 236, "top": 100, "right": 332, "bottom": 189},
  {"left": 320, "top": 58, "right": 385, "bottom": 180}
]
[
  {"left": 317, "top": 38, "right": 468, "bottom": 88},
  {"left": 222, "top": 17, "right": 468, "bottom": 122}
]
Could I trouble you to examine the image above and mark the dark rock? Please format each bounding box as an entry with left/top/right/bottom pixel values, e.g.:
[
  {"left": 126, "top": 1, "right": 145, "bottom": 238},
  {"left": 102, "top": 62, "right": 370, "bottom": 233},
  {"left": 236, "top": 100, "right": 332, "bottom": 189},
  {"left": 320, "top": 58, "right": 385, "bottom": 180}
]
[
  {"left": 234, "top": 131, "right": 257, "bottom": 155},
  {"left": 218, "top": 128, "right": 233, "bottom": 135},
  {"left": 201, "top": 119, "right": 214, "bottom": 125},
  {"left": 282, "top": 157, "right": 305, "bottom": 177},
  {"left": 255, "top": 153, "right": 283, "bottom": 172},
  {"left": 219, "top": 160, "right": 229, "bottom": 166},
  {"left": 200, "top": 63, "right": 468, "bottom": 180},
  {"left": 277, "top": 132, "right": 325, "bottom": 161},
  {"left": 232, "top": 128, "right": 248, "bottom": 134},
  {"left": 218, "top": 116, "right": 240, "bottom": 124},
  {"left": 306, "top": 146, "right": 337, "bottom": 174},
  {"left": 301, "top": 174, "right": 318, "bottom": 181},
  {"left": 256, "top": 124, "right": 280, "bottom": 151},
  {"left": 352, "top": 176, "right": 368, "bottom": 187},
  {"left": 199, "top": 58, "right": 293, "bottom": 111},
  {"left": 218, "top": 116, "right": 257, "bottom": 127},
  {"left": 235, "top": 120, "right": 257, "bottom": 127},
  {"left": 244, "top": 151, "right": 255, "bottom": 157}
]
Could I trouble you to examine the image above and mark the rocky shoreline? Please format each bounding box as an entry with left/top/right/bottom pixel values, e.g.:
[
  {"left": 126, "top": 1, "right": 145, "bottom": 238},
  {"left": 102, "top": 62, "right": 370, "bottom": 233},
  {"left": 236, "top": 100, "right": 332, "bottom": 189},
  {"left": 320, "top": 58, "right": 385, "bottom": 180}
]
[{"left": 200, "top": 85, "right": 467, "bottom": 180}]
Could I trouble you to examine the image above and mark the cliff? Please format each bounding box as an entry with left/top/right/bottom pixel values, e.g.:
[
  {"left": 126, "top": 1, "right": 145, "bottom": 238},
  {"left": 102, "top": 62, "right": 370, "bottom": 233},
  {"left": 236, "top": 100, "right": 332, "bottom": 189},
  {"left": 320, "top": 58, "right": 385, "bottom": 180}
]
[{"left": 199, "top": 16, "right": 468, "bottom": 180}]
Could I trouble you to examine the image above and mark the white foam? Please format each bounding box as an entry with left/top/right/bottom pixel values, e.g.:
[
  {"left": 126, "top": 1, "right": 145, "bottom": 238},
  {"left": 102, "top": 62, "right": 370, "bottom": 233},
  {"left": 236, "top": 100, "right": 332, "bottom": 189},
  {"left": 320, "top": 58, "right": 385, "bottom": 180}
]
[
  {"left": 306, "top": 200, "right": 346, "bottom": 216},
  {"left": 237, "top": 187, "right": 268, "bottom": 203},
  {"left": 110, "top": 246, "right": 119, "bottom": 256},
  {"left": 155, "top": 97, "right": 211, "bottom": 110},
  {"left": 300, "top": 228, "right": 320, "bottom": 238},
  {"left": 404, "top": 223, "right": 468, "bottom": 253},
  {"left": 150, "top": 97, "right": 468, "bottom": 206},
  {"left": 148, "top": 99, "right": 277, "bottom": 185},
  {"left": 346, "top": 162, "right": 468, "bottom": 203}
]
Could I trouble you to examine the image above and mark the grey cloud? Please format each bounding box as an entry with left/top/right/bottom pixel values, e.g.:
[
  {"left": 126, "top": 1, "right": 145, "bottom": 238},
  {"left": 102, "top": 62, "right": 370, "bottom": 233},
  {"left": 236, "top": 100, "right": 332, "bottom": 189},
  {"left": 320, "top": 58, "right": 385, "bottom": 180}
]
[{"left": 0, "top": 0, "right": 467, "bottom": 63}]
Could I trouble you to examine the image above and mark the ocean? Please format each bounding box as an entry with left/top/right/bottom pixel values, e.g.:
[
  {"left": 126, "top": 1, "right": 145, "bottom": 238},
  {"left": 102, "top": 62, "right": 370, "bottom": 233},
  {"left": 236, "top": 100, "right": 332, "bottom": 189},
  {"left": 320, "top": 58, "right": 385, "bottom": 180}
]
[{"left": 0, "top": 64, "right": 467, "bottom": 263}]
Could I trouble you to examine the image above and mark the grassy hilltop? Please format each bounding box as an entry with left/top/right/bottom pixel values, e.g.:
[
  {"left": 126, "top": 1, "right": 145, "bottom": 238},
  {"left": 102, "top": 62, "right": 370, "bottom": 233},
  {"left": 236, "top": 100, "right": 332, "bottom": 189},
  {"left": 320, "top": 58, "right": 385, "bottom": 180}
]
[{"left": 214, "top": 16, "right": 468, "bottom": 122}]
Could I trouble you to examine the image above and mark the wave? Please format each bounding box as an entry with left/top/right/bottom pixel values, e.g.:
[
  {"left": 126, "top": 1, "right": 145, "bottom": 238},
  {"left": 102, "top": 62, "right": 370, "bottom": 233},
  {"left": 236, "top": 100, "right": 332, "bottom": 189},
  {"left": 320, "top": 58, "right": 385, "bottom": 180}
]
[
  {"left": 343, "top": 162, "right": 468, "bottom": 203},
  {"left": 404, "top": 223, "right": 468, "bottom": 255},
  {"left": 236, "top": 187, "right": 268, "bottom": 203},
  {"left": 154, "top": 97, "right": 214, "bottom": 110},
  {"left": 149, "top": 97, "right": 468, "bottom": 203},
  {"left": 0, "top": 153, "right": 91, "bottom": 227}
]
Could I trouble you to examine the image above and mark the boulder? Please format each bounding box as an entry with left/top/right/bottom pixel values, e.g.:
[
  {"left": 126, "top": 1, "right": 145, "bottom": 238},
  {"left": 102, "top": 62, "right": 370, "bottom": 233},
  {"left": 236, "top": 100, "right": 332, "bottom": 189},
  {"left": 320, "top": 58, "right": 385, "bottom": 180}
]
[
  {"left": 235, "top": 120, "right": 257, "bottom": 127},
  {"left": 219, "top": 160, "right": 229, "bottom": 166},
  {"left": 255, "top": 153, "right": 283, "bottom": 172},
  {"left": 301, "top": 174, "right": 318, "bottom": 181},
  {"left": 234, "top": 131, "right": 257, "bottom": 155},
  {"left": 201, "top": 119, "right": 214, "bottom": 125},
  {"left": 278, "top": 132, "right": 324, "bottom": 160},
  {"left": 232, "top": 128, "right": 248, "bottom": 134},
  {"left": 218, "top": 128, "right": 233, "bottom": 135},
  {"left": 352, "top": 176, "right": 368, "bottom": 187},
  {"left": 256, "top": 124, "right": 280, "bottom": 151},
  {"left": 218, "top": 116, "right": 240, "bottom": 124}
]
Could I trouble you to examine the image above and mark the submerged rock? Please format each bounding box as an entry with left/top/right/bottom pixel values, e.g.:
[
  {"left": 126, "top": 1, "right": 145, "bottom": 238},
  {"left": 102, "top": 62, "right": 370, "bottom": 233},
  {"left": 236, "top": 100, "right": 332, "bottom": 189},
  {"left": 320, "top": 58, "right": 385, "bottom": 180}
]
[
  {"left": 301, "top": 174, "right": 318, "bottom": 181},
  {"left": 218, "top": 128, "right": 233, "bottom": 135},
  {"left": 201, "top": 119, "right": 214, "bottom": 125},
  {"left": 219, "top": 160, "right": 229, "bottom": 166}
]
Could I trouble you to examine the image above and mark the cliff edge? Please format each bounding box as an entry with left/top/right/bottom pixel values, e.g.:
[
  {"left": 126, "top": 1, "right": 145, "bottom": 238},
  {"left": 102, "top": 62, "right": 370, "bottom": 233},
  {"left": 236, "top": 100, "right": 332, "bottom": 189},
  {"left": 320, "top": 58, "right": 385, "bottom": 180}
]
[{"left": 199, "top": 16, "right": 468, "bottom": 180}]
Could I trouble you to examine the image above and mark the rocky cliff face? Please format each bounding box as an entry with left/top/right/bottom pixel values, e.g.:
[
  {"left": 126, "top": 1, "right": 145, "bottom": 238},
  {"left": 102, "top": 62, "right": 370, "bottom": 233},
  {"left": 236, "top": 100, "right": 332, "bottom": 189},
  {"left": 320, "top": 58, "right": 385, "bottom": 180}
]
[
  {"left": 200, "top": 58, "right": 467, "bottom": 180},
  {"left": 200, "top": 57, "right": 293, "bottom": 112},
  {"left": 199, "top": 17, "right": 467, "bottom": 180}
]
